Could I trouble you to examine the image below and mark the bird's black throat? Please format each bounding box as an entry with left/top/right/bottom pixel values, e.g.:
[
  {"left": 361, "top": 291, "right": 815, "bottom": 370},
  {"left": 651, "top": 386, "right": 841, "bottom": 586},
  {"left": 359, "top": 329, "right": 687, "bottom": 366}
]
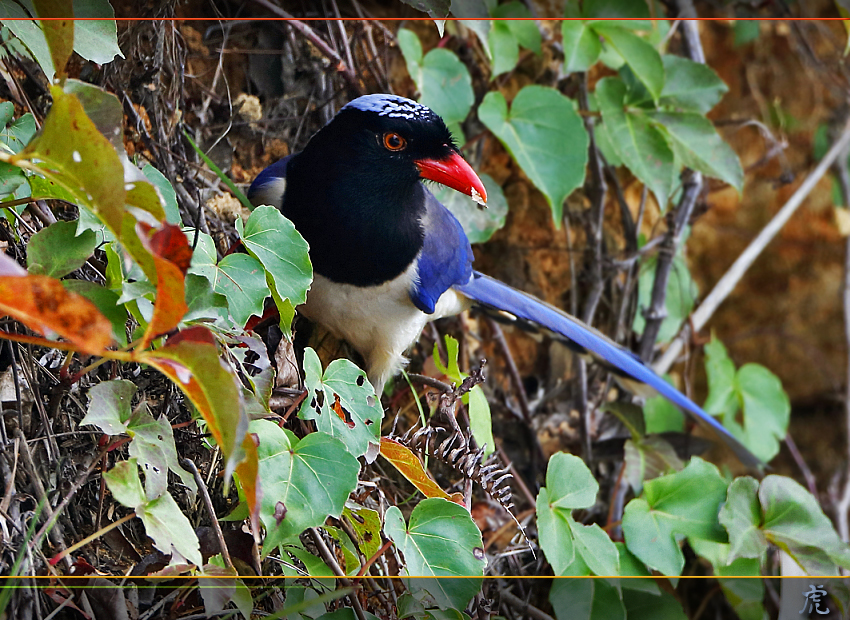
[{"left": 281, "top": 145, "right": 426, "bottom": 287}]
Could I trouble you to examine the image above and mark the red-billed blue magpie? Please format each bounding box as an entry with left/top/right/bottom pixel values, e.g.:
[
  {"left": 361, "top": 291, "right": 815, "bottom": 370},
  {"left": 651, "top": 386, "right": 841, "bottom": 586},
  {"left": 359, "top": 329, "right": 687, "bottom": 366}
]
[{"left": 248, "top": 94, "right": 760, "bottom": 468}]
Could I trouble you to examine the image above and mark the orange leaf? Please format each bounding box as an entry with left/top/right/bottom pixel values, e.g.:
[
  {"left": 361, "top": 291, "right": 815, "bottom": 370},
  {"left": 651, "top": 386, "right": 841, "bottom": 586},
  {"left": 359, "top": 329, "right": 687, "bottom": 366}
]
[
  {"left": 0, "top": 274, "right": 112, "bottom": 354},
  {"left": 380, "top": 438, "right": 464, "bottom": 505},
  {"left": 138, "top": 330, "right": 248, "bottom": 477},
  {"left": 235, "top": 432, "right": 262, "bottom": 542},
  {"left": 136, "top": 222, "right": 190, "bottom": 349}
]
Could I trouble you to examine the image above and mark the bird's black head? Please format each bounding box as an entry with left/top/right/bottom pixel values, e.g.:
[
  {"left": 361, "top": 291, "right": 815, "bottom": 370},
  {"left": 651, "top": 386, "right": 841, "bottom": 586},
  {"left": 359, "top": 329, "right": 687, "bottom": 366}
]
[
  {"left": 298, "top": 94, "right": 487, "bottom": 206},
  {"left": 279, "top": 94, "right": 485, "bottom": 286}
]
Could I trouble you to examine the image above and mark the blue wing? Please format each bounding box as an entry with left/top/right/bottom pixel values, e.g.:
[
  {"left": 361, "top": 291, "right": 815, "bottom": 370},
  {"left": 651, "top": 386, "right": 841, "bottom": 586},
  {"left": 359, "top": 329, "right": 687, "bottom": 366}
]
[
  {"left": 455, "top": 271, "right": 762, "bottom": 468},
  {"left": 409, "top": 189, "right": 473, "bottom": 314}
]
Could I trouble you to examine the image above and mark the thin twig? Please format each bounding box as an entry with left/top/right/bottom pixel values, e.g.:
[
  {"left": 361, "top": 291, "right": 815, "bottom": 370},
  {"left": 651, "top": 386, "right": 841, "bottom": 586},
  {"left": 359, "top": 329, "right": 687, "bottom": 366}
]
[
  {"left": 499, "top": 589, "right": 555, "bottom": 620},
  {"left": 181, "top": 458, "right": 233, "bottom": 571},
  {"left": 486, "top": 317, "right": 532, "bottom": 425},
  {"left": 654, "top": 120, "right": 850, "bottom": 376},
  {"left": 308, "top": 527, "right": 367, "bottom": 620}
]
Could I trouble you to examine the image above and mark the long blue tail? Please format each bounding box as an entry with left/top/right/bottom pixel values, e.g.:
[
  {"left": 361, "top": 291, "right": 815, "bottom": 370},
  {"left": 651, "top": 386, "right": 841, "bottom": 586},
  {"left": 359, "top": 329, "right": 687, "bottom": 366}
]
[{"left": 455, "top": 271, "right": 762, "bottom": 468}]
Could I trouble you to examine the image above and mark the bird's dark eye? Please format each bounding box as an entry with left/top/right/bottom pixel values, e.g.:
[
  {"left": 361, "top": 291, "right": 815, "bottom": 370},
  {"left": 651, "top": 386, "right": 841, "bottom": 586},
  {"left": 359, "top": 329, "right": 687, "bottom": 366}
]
[{"left": 382, "top": 132, "right": 407, "bottom": 151}]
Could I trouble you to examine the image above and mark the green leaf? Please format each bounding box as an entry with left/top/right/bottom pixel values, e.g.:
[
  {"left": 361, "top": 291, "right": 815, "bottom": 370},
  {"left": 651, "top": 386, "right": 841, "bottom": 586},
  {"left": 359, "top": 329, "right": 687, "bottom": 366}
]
[
  {"left": 397, "top": 0, "right": 450, "bottom": 19},
  {"left": 616, "top": 542, "right": 659, "bottom": 595},
  {"left": 104, "top": 458, "right": 202, "bottom": 567},
  {"left": 80, "top": 378, "right": 136, "bottom": 436},
  {"left": 72, "top": 0, "right": 123, "bottom": 65},
  {"left": 81, "top": 379, "right": 197, "bottom": 501},
  {"left": 433, "top": 173, "right": 507, "bottom": 244},
  {"left": 479, "top": 86, "right": 587, "bottom": 225},
  {"left": 26, "top": 220, "right": 97, "bottom": 278},
  {"left": 494, "top": 2, "right": 540, "bottom": 53},
  {"left": 736, "top": 363, "right": 790, "bottom": 463},
  {"left": 298, "top": 347, "right": 382, "bottom": 458},
  {"left": 488, "top": 21, "right": 518, "bottom": 77},
  {"left": 650, "top": 112, "right": 744, "bottom": 192},
  {"left": 142, "top": 164, "right": 181, "bottom": 225},
  {"left": 213, "top": 253, "right": 271, "bottom": 327},
  {"left": 183, "top": 273, "right": 229, "bottom": 324},
  {"left": 0, "top": 111, "right": 37, "bottom": 153},
  {"left": 253, "top": 421, "right": 360, "bottom": 553},
  {"left": 702, "top": 337, "right": 738, "bottom": 420},
  {"left": 596, "top": 77, "right": 674, "bottom": 209},
  {"left": 643, "top": 391, "right": 684, "bottom": 434},
  {"left": 2, "top": 5, "right": 56, "bottom": 79},
  {"left": 536, "top": 453, "right": 619, "bottom": 576},
  {"left": 384, "top": 498, "right": 485, "bottom": 610},
  {"left": 580, "top": 0, "right": 650, "bottom": 19},
  {"left": 62, "top": 280, "right": 127, "bottom": 346},
  {"left": 622, "top": 588, "right": 686, "bottom": 620},
  {"left": 760, "top": 475, "right": 850, "bottom": 574},
  {"left": 237, "top": 205, "right": 312, "bottom": 333},
  {"left": 733, "top": 21, "right": 760, "bottom": 47},
  {"left": 397, "top": 29, "right": 473, "bottom": 131},
  {"left": 562, "top": 21, "right": 601, "bottom": 72},
  {"left": 658, "top": 55, "right": 728, "bottom": 114},
  {"left": 718, "top": 476, "right": 766, "bottom": 563},
  {"left": 595, "top": 25, "right": 664, "bottom": 101},
  {"left": 623, "top": 436, "right": 683, "bottom": 494},
  {"left": 621, "top": 458, "right": 728, "bottom": 576},
  {"left": 632, "top": 254, "right": 697, "bottom": 343},
  {"left": 343, "top": 506, "right": 382, "bottom": 560},
  {"left": 549, "top": 574, "right": 625, "bottom": 620}
]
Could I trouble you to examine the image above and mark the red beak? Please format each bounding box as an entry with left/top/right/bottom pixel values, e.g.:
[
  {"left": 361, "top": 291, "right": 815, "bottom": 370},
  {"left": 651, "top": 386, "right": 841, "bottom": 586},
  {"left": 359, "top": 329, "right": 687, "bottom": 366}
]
[{"left": 415, "top": 151, "right": 487, "bottom": 207}]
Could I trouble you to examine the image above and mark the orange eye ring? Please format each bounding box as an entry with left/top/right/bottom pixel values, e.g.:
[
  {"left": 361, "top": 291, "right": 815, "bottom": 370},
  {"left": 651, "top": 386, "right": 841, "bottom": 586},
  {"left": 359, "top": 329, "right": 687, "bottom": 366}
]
[{"left": 383, "top": 132, "right": 407, "bottom": 151}]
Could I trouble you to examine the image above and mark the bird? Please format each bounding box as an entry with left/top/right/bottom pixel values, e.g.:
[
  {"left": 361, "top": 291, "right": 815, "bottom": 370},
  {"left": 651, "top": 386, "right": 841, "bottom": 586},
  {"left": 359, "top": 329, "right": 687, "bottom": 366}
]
[{"left": 248, "top": 93, "right": 761, "bottom": 468}]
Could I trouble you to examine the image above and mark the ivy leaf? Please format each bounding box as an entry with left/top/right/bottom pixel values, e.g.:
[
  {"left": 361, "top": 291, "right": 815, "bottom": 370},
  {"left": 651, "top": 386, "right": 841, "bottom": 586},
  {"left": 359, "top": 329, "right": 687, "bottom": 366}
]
[
  {"left": 488, "top": 2, "right": 540, "bottom": 77},
  {"left": 253, "top": 420, "right": 360, "bottom": 553},
  {"left": 104, "top": 459, "right": 202, "bottom": 567},
  {"left": 595, "top": 24, "right": 664, "bottom": 101},
  {"left": 385, "top": 498, "right": 485, "bottom": 610},
  {"left": 27, "top": 220, "right": 97, "bottom": 278},
  {"left": 597, "top": 77, "right": 674, "bottom": 209},
  {"left": 142, "top": 164, "right": 181, "bottom": 225},
  {"left": 71, "top": 0, "right": 123, "bottom": 66},
  {"left": 397, "top": 28, "right": 473, "bottom": 136},
  {"left": 213, "top": 253, "right": 271, "bottom": 328},
  {"left": 479, "top": 85, "right": 587, "bottom": 225},
  {"left": 579, "top": 0, "right": 650, "bottom": 19},
  {"left": 632, "top": 253, "right": 697, "bottom": 344},
  {"left": 650, "top": 112, "right": 744, "bottom": 192},
  {"left": 562, "top": 21, "right": 601, "bottom": 73},
  {"left": 237, "top": 205, "right": 312, "bottom": 334},
  {"left": 433, "top": 172, "right": 507, "bottom": 245},
  {"left": 536, "top": 453, "right": 619, "bottom": 576},
  {"left": 718, "top": 476, "right": 766, "bottom": 563},
  {"left": 759, "top": 475, "right": 850, "bottom": 574},
  {"left": 299, "top": 347, "right": 382, "bottom": 458},
  {"left": 658, "top": 56, "right": 728, "bottom": 114},
  {"left": 549, "top": 575, "right": 625, "bottom": 620},
  {"left": 621, "top": 458, "right": 728, "bottom": 576}
]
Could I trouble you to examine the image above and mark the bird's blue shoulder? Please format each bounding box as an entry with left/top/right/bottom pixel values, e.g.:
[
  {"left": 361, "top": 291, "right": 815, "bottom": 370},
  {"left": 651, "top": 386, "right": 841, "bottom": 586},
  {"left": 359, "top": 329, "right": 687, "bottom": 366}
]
[
  {"left": 247, "top": 156, "right": 291, "bottom": 209},
  {"left": 410, "top": 190, "right": 473, "bottom": 314}
]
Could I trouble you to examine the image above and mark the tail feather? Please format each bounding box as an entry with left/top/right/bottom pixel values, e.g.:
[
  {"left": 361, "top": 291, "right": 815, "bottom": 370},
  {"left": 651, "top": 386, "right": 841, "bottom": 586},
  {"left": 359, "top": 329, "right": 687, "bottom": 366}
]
[{"left": 455, "top": 271, "right": 762, "bottom": 468}]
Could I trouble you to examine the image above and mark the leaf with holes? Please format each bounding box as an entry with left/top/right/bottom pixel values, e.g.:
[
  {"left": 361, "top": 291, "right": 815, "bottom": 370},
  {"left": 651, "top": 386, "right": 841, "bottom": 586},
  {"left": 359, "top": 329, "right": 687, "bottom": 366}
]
[
  {"left": 253, "top": 420, "right": 360, "bottom": 553},
  {"left": 385, "top": 498, "right": 485, "bottom": 610},
  {"left": 479, "top": 86, "right": 587, "bottom": 225},
  {"left": 299, "top": 348, "right": 382, "bottom": 458},
  {"left": 104, "top": 458, "right": 202, "bottom": 567}
]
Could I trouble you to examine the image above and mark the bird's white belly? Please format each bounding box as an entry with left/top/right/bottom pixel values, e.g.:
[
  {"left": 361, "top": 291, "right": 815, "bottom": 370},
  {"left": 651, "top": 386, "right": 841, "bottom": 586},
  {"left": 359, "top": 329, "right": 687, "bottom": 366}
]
[{"left": 299, "top": 265, "right": 469, "bottom": 392}]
